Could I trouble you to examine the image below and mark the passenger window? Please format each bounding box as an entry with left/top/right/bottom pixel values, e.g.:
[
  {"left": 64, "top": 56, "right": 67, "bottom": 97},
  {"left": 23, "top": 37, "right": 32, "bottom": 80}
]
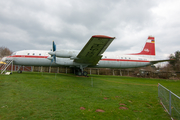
[
  {"left": 33, "top": 53, "right": 35, "bottom": 55},
  {"left": 27, "top": 53, "right": 30, "bottom": 55},
  {"left": 39, "top": 53, "right": 41, "bottom": 56}
]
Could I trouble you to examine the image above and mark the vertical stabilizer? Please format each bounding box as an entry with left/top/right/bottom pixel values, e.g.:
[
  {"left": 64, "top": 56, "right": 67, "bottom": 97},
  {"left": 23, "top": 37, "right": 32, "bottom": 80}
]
[{"left": 130, "top": 36, "right": 155, "bottom": 56}]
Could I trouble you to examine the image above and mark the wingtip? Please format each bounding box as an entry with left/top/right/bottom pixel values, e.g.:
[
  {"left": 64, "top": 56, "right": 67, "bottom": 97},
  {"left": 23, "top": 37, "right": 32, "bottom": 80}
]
[{"left": 92, "top": 35, "right": 115, "bottom": 39}]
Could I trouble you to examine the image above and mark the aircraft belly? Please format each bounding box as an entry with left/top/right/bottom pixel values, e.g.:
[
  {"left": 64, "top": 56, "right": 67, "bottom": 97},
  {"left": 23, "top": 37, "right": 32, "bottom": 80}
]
[
  {"left": 13, "top": 58, "right": 52, "bottom": 66},
  {"left": 97, "top": 61, "right": 120, "bottom": 68},
  {"left": 95, "top": 60, "right": 151, "bottom": 68}
]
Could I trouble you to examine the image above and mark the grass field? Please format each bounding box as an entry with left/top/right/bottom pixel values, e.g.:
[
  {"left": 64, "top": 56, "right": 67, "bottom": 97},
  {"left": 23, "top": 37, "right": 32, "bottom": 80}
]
[{"left": 1, "top": 72, "right": 180, "bottom": 120}]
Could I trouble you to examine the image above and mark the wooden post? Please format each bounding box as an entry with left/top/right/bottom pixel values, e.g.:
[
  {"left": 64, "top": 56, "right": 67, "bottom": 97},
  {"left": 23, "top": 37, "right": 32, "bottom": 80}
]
[
  {"left": 31, "top": 66, "right": 34, "bottom": 72},
  {"left": 41, "top": 66, "right": 43, "bottom": 72},
  {"left": 49, "top": 67, "right": 51, "bottom": 73},
  {"left": 120, "top": 69, "right": 122, "bottom": 76},
  {"left": 57, "top": 67, "right": 59, "bottom": 73}
]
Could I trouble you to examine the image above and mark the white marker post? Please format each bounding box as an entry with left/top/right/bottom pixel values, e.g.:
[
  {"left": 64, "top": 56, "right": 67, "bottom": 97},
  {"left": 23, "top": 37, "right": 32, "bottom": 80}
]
[{"left": 91, "top": 77, "right": 93, "bottom": 87}]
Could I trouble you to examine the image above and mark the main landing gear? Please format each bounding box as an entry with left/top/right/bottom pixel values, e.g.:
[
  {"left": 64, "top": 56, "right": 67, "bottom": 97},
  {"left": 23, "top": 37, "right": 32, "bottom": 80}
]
[
  {"left": 75, "top": 68, "right": 88, "bottom": 76},
  {"left": 74, "top": 65, "right": 88, "bottom": 76}
]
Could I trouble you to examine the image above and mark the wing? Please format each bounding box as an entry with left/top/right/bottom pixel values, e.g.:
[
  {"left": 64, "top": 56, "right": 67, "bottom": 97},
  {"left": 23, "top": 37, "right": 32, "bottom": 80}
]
[
  {"left": 150, "top": 59, "right": 174, "bottom": 64},
  {"left": 74, "top": 35, "right": 115, "bottom": 65}
]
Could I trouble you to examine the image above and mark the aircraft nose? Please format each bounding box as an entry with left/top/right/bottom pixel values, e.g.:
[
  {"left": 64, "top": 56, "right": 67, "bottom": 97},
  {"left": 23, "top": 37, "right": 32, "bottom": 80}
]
[{"left": 1, "top": 57, "right": 7, "bottom": 62}]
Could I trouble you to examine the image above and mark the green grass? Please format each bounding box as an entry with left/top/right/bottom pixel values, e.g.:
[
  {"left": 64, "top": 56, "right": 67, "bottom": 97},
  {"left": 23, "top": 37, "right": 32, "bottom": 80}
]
[{"left": 0, "top": 72, "right": 179, "bottom": 120}]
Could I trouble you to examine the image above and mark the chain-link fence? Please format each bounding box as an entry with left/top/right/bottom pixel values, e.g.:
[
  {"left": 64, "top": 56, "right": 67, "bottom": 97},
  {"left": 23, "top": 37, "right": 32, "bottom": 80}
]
[{"left": 158, "top": 83, "right": 180, "bottom": 119}]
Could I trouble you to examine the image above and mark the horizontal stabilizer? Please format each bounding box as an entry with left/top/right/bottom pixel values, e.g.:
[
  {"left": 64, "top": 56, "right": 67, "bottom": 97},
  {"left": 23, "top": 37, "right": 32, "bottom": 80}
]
[{"left": 150, "top": 59, "right": 174, "bottom": 64}]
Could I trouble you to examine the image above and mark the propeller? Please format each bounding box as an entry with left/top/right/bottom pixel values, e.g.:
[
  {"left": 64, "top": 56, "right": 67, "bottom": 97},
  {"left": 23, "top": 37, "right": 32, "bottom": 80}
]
[
  {"left": 48, "top": 41, "right": 56, "bottom": 63},
  {"left": 52, "top": 41, "right": 56, "bottom": 63}
]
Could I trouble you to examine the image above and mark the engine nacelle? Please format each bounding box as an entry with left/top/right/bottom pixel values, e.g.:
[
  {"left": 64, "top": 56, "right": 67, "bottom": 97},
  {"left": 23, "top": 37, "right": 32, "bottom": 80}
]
[{"left": 48, "top": 50, "right": 78, "bottom": 58}]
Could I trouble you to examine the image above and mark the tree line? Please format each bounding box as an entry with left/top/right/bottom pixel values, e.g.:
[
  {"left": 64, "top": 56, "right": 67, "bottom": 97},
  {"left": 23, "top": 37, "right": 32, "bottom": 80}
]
[
  {"left": 168, "top": 50, "right": 180, "bottom": 72},
  {"left": 0, "top": 47, "right": 13, "bottom": 58}
]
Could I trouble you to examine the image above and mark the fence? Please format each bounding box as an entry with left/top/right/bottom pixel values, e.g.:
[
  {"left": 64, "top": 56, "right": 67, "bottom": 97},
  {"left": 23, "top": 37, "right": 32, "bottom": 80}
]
[
  {"left": 1, "top": 64, "right": 180, "bottom": 79},
  {"left": 158, "top": 83, "right": 180, "bottom": 119}
]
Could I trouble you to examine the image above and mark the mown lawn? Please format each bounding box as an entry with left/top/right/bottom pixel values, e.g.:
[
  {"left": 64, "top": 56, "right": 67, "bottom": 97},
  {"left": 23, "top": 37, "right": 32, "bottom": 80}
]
[{"left": 0, "top": 72, "right": 179, "bottom": 119}]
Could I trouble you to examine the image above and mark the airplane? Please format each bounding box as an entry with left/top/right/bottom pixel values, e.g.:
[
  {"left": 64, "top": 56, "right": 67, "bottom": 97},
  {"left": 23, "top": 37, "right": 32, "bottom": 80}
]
[{"left": 1, "top": 35, "right": 170, "bottom": 76}]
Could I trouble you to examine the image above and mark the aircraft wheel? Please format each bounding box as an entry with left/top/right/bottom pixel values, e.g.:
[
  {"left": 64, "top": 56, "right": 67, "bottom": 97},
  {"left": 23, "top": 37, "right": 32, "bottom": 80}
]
[
  {"left": 83, "top": 71, "right": 88, "bottom": 76},
  {"left": 77, "top": 71, "right": 82, "bottom": 76},
  {"left": 18, "top": 70, "right": 22, "bottom": 73}
]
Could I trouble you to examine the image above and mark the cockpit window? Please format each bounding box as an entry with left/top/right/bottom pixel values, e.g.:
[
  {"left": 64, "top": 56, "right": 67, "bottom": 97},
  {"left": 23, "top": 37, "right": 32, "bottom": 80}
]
[{"left": 11, "top": 52, "right": 16, "bottom": 56}]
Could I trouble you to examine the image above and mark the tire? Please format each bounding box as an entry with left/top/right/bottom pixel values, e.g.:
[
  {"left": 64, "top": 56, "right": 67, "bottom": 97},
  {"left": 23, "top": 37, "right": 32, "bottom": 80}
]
[
  {"left": 77, "top": 71, "right": 82, "bottom": 76},
  {"left": 18, "top": 70, "right": 22, "bottom": 73},
  {"left": 83, "top": 71, "right": 88, "bottom": 76}
]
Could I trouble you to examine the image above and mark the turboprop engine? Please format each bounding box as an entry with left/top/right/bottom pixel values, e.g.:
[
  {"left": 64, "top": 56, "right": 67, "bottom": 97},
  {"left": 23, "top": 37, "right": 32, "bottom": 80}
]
[{"left": 48, "top": 50, "right": 78, "bottom": 59}]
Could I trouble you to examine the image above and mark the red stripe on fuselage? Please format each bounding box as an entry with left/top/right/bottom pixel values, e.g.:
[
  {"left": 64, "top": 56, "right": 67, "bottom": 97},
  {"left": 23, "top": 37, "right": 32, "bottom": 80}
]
[
  {"left": 8, "top": 55, "right": 150, "bottom": 62},
  {"left": 101, "top": 58, "right": 150, "bottom": 62},
  {"left": 7, "top": 55, "right": 48, "bottom": 58}
]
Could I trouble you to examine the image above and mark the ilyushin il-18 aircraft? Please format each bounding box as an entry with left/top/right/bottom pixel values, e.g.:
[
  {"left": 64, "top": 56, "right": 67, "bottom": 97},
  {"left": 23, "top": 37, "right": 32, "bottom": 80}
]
[{"left": 2, "top": 35, "right": 169, "bottom": 76}]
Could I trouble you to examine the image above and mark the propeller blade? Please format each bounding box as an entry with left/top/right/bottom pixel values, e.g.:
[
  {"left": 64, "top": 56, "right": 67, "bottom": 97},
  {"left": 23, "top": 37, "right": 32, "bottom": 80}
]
[
  {"left": 49, "top": 41, "right": 56, "bottom": 63},
  {"left": 53, "top": 41, "right": 56, "bottom": 52}
]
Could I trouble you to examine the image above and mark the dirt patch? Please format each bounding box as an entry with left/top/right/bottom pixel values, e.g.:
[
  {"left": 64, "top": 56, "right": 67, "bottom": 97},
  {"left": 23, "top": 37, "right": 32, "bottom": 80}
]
[
  {"left": 96, "top": 109, "right": 105, "bottom": 112},
  {"left": 103, "top": 97, "right": 108, "bottom": 100},
  {"left": 80, "top": 107, "right": 86, "bottom": 110},
  {"left": 119, "top": 107, "right": 128, "bottom": 110},
  {"left": 119, "top": 103, "right": 126, "bottom": 106}
]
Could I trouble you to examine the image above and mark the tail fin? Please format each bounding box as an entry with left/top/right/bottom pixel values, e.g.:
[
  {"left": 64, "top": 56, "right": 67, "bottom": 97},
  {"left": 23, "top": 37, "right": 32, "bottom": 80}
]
[{"left": 130, "top": 36, "right": 155, "bottom": 56}]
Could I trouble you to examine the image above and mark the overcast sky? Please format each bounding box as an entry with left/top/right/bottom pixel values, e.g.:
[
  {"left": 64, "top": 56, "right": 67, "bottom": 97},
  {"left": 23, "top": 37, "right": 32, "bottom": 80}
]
[{"left": 0, "top": 0, "right": 180, "bottom": 60}]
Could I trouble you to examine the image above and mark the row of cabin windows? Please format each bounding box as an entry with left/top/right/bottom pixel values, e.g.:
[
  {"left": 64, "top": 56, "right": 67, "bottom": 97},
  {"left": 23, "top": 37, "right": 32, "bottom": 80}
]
[
  {"left": 119, "top": 57, "right": 147, "bottom": 60},
  {"left": 104, "top": 56, "right": 131, "bottom": 59},
  {"left": 104, "top": 56, "right": 147, "bottom": 61},
  {"left": 138, "top": 58, "right": 147, "bottom": 61},
  {"left": 27, "top": 53, "right": 41, "bottom": 56},
  {"left": 120, "top": 57, "right": 147, "bottom": 60},
  {"left": 121, "top": 57, "right": 131, "bottom": 59}
]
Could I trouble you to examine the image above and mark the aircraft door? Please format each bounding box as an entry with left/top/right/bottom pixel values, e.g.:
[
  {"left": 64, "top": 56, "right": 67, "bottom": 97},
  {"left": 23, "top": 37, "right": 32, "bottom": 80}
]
[{"left": 116, "top": 56, "right": 121, "bottom": 68}]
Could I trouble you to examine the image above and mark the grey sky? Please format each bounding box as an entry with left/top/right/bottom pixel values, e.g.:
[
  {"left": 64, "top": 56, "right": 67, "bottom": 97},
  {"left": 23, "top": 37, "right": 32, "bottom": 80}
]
[{"left": 0, "top": 0, "right": 180, "bottom": 60}]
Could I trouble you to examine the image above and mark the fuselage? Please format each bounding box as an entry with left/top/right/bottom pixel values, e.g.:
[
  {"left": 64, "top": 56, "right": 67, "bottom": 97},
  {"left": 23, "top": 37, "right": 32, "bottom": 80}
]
[{"left": 3, "top": 50, "right": 155, "bottom": 69}]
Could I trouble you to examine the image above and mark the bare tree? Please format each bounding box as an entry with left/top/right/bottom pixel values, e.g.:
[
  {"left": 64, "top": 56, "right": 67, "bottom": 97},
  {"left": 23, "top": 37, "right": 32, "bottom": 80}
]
[
  {"left": 0, "top": 47, "right": 13, "bottom": 58},
  {"left": 169, "top": 50, "right": 180, "bottom": 72}
]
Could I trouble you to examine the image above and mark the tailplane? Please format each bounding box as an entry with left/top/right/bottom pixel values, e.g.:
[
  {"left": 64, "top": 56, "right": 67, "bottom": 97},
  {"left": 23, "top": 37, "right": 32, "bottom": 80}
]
[{"left": 130, "top": 36, "right": 155, "bottom": 56}]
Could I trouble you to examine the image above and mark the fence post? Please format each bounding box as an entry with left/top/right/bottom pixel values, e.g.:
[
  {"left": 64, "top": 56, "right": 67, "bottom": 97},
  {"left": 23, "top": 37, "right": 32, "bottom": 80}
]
[
  {"left": 120, "top": 69, "right": 122, "bottom": 76},
  {"left": 158, "top": 83, "right": 159, "bottom": 97},
  {"left": 169, "top": 90, "right": 171, "bottom": 115}
]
